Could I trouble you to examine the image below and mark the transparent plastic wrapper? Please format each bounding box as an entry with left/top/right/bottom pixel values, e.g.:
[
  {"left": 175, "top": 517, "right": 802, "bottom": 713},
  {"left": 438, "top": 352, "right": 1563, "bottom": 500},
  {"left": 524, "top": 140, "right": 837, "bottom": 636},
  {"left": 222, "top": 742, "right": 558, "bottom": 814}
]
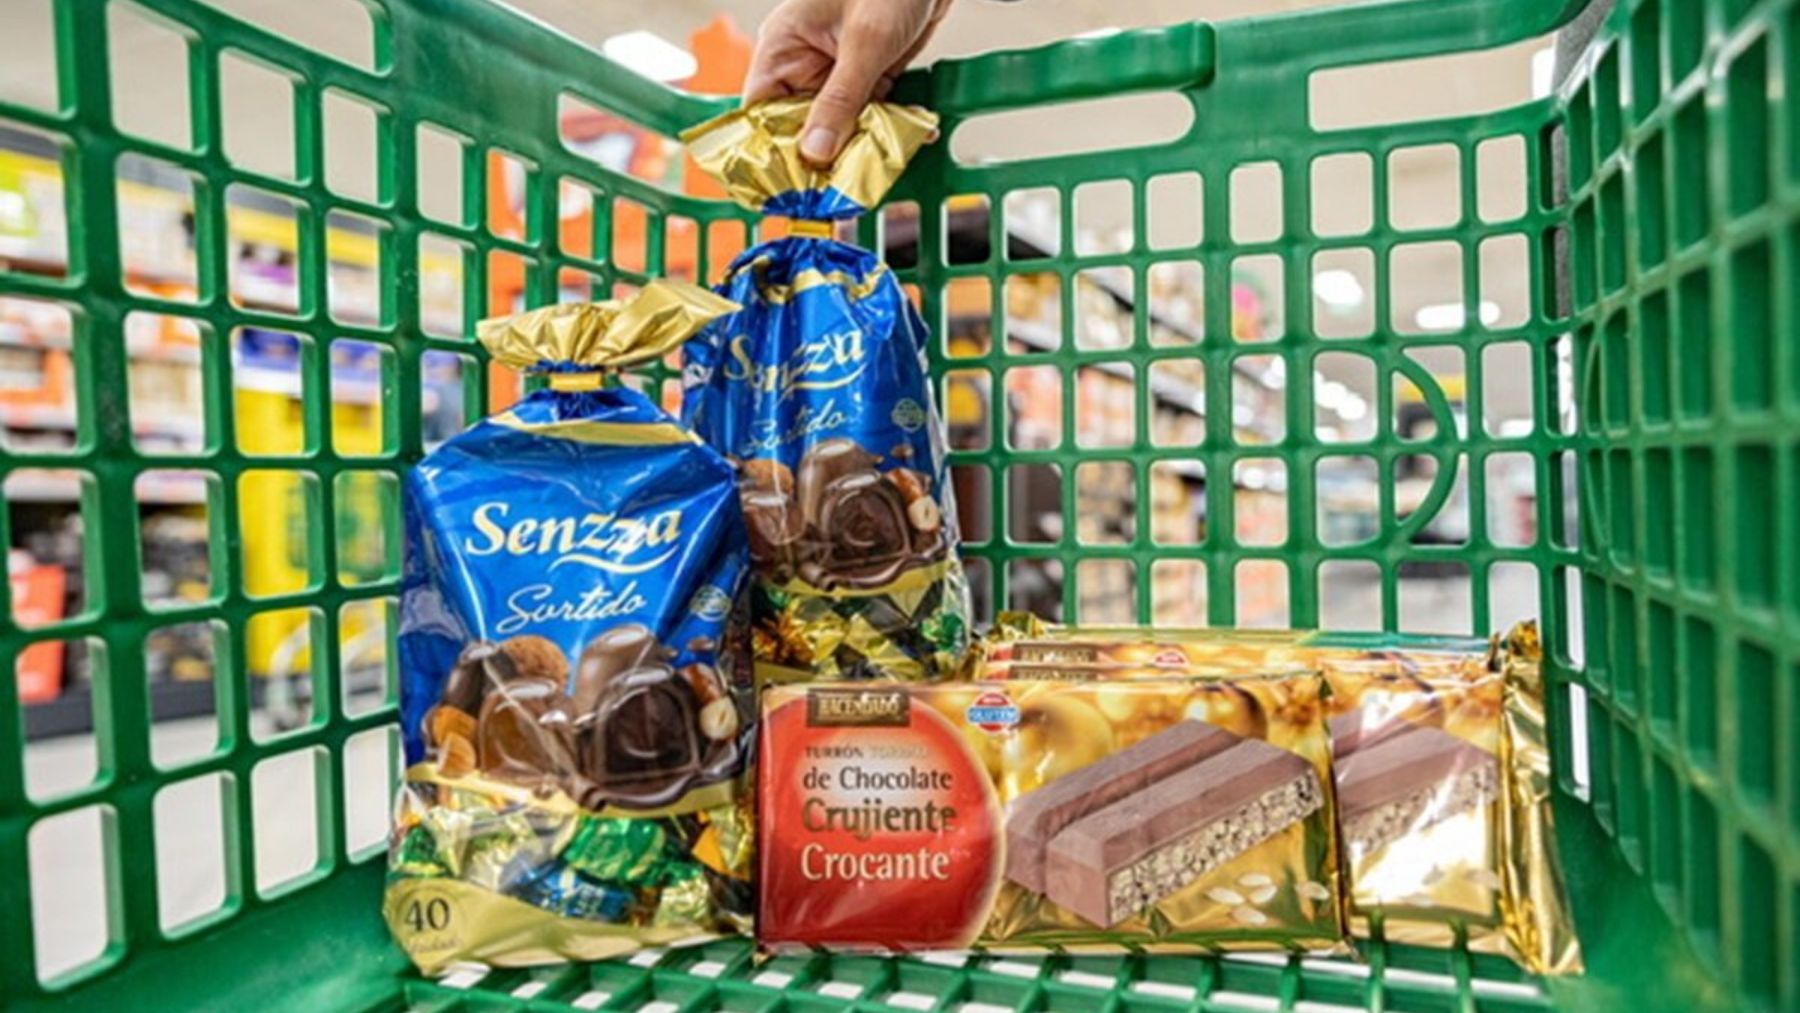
[
  {"left": 965, "top": 615, "right": 1582, "bottom": 974},
  {"left": 757, "top": 677, "right": 1347, "bottom": 954},
  {"left": 680, "top": 98, "right": 970, "bottom": 682},
  {"left": 386, "top": 282, "right": 755, "bottom": 972}
]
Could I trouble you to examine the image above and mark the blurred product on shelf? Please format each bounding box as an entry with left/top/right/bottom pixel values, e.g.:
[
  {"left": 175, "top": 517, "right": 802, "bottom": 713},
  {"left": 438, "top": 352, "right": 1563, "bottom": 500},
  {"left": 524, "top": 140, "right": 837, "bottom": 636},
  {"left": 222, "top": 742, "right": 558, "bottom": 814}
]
[
  {"left": 0, "top": 126, "right": 68, "bottom": 272},
  {"left": 9, "top": 549, "right": 67, "bottom": 703},
  {"left": 138, "top": 513, "right": 210, "bottom": 607}
]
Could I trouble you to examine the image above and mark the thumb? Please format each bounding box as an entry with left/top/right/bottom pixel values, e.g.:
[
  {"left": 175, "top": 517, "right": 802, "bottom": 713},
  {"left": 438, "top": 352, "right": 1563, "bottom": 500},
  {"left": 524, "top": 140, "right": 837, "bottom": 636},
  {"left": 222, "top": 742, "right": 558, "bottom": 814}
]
[{"left": 800, "top": 25, "right": 888, "bottom": 165}]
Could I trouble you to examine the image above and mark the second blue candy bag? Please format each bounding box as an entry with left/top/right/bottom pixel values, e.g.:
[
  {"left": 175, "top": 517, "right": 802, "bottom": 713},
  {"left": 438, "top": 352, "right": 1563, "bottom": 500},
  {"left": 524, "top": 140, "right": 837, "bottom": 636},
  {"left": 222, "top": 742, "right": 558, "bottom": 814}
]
[{"left": 681, "top": 98, "right": 970, "bottom": 682}]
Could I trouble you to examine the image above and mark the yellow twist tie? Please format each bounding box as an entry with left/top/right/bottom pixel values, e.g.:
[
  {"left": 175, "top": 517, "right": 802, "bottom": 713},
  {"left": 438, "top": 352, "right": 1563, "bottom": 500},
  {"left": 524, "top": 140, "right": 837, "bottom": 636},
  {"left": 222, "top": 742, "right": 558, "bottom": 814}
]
[
  {"left": 789, "top": 219, "right": 834, "bottom": 239},
  {"left": 547, "top": 372, "right": 607, "bottom": 392}
]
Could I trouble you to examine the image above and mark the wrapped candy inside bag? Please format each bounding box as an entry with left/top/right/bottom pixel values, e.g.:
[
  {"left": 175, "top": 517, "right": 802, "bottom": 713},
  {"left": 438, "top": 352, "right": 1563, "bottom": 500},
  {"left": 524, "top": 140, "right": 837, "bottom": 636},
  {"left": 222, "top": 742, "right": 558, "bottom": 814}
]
[
  {"left": 680, "top": 98, "right": 971, "bottom": 682},
  {"left": 386, "top": 281, "right": 755, "bottom": 972}
]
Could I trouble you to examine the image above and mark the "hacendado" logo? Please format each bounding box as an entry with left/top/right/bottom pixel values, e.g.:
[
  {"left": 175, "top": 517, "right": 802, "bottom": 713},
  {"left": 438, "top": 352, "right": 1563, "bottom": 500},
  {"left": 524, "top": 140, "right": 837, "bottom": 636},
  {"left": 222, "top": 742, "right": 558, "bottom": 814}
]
[
  {"left": 807, "top": 688, "right": 911, "bottom": 727},
  {"left": 722, "top": 327, "right": 867, "bottom": 399},
  {"left": 462, "top": 501, "right": 682, "bottom": 575}
]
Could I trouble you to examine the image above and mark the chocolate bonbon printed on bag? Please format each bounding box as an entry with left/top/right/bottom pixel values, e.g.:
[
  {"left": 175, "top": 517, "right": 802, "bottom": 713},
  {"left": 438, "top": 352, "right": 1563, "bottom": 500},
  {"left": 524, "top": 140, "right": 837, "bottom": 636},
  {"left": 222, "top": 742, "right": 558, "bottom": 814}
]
[
  {"left": 681, "top": 98, "right": 970, "bottom": 681},
  {"left": 386, "top": 281, "right": 755, "bottom": 973}
]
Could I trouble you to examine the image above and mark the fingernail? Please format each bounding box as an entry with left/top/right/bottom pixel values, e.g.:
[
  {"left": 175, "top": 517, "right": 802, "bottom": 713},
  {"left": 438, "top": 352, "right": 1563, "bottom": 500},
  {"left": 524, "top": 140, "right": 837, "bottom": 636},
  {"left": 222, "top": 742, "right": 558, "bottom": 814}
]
[{"left": 801, "top": 127, "right": 838, "bottom": 163}]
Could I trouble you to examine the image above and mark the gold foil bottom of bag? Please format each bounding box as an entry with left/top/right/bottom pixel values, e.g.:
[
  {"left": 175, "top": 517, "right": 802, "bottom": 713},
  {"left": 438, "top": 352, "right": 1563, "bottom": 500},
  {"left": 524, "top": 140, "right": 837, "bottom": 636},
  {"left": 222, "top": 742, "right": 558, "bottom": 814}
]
[
  {"left": 752, "top": 560, "right": 969, "bottom": 682},
  {"left": 388, "top": 766, "right": 754, "bottom": 973},
  {"left": 385, "top": 878, "right": 724, "bottom": 975}
]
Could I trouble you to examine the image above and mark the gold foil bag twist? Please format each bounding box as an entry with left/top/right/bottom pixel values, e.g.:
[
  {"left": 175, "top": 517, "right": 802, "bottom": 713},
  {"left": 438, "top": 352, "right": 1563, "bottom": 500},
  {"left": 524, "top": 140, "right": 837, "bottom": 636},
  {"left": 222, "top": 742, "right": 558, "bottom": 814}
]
[
  {"left": 476, "top": 279, "right": 738, "bottom": 373},
  {"left": 681, "top": 97, "right": 939, "bottom": 214}
]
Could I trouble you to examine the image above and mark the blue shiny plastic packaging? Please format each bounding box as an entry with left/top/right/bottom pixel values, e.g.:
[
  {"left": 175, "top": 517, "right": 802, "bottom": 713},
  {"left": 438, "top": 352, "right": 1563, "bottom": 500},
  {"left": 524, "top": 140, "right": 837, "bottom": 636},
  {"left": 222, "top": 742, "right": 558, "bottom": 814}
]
[
  {"left": 681, "top": 98, "right": 970, "bottom": 681},
  {"left": 386, "top": 281, "right": 754, "bottom": 972}
]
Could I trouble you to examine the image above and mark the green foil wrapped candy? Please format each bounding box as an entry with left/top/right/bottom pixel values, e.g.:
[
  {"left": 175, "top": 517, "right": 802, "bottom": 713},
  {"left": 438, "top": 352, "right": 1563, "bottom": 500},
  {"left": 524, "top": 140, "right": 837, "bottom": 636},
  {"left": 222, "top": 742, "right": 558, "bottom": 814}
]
[
  {"left": 390, "top": 825, "right": 451, "bottom": 878},
  {"left": 564, "top": 816, "right": 671, "bottom": 885}
]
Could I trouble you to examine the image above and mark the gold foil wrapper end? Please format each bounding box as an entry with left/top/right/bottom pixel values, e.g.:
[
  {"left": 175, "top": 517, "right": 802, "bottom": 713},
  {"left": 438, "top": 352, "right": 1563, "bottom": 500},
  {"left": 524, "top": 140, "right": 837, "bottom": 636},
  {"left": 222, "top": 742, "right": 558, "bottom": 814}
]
[
  {"left": 1498, "top": 621, "right": 1584, "bottom": 974},
  {"left": 682, "top": 98, "right": 939, "bottom": 215},
  {"left": 476, "top": 279, "right": 738, "bottom": 372}
]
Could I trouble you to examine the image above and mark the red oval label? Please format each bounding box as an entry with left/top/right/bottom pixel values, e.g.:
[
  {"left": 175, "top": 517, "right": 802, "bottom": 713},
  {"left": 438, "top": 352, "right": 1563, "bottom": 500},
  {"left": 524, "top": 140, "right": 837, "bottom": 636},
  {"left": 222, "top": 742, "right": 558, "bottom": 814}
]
[{"left": 966, "top": 690, "right": 1020, "bottom": 733}]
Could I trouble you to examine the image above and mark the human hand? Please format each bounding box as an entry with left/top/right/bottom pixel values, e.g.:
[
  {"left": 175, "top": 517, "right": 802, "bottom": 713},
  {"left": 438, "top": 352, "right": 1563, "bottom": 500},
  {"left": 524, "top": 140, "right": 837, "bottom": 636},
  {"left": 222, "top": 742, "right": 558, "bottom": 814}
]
[{"left": 743, "top": 0, "right": 953, "bottom": 165}]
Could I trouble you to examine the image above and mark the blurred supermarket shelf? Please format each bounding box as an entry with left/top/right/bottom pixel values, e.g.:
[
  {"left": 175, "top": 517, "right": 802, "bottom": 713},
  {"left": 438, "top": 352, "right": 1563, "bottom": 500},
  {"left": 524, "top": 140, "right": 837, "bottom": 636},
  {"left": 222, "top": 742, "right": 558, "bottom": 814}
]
[{"left": 2, "top": 470, "right": 209, "bottom": 504}]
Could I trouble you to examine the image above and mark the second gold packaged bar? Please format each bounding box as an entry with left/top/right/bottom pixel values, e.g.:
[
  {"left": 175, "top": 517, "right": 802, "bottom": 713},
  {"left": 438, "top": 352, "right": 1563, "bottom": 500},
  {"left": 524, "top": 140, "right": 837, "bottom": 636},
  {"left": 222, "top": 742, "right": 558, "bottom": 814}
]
[{"left": 963, "top": 615, "right": 1583, "bottom": 975}]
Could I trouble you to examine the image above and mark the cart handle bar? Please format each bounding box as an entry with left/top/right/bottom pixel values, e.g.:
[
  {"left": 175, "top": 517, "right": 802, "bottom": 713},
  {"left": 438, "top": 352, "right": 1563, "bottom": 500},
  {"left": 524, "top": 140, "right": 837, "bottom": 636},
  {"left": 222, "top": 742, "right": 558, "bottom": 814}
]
[{"left": 891, "top": 22, "right": 1215, "bottom": 117}]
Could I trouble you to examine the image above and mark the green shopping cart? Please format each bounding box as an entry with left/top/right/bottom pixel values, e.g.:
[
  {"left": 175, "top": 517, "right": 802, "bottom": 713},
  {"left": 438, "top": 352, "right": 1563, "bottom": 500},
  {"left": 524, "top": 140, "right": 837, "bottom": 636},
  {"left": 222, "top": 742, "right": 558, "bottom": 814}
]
[{"left": 1, "top": 0, "right": 1795, "bottom": 1009}]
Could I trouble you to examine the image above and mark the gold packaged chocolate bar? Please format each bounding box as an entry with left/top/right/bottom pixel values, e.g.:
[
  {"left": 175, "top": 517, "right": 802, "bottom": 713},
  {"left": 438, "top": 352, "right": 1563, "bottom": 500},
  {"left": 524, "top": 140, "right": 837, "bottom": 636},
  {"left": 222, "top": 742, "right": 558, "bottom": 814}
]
[
  {"left": 757, "top": 676, "right": 1347, "bottom": 953},
  {"left": 966, "top": 615, "right": 1583, "bottom": 975}
]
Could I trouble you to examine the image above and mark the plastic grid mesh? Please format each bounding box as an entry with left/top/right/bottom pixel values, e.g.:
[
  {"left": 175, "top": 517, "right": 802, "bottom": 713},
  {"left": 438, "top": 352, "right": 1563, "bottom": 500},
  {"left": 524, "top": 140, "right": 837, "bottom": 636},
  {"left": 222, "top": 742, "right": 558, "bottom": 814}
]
[
  {"left": 1559, "top": 0, "right": 1800, "bottom": 1007},
  {"left": 890, "top": 48, "right": 1566, "bottom": 640},
  {"left": 395, "top": 940, "right": 1552, "bottom": 1013},
  {"left": 0, "top": 0, "right": 749, "bottom": 1001}
]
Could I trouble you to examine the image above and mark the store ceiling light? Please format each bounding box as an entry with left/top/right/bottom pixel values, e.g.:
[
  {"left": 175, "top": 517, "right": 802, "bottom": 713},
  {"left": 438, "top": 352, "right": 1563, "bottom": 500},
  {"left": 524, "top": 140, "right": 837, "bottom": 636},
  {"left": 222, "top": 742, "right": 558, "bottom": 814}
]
[
  {"left": 1260, "top": 356, "right": 1287, "bottom": 388},
  {"left": 603, "top": 30, "right": 697, "bottom": 83},
  {"left": 1314, "top": 377, "right": 1369, "bottom": 422},
  {"left": 1313, "top": 269, "right": 1364, "bottom": 307},
  {"left": 1415, "top": 300, "right": 1501, "bottom": 331}
]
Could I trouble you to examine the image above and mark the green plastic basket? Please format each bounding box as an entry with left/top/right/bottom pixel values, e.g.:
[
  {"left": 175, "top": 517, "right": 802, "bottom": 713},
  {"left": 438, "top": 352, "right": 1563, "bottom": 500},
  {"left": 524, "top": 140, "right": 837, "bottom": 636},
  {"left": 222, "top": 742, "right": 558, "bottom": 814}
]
[{"left": 1, "top": 0, "right": 1794, "bottom": 1009}]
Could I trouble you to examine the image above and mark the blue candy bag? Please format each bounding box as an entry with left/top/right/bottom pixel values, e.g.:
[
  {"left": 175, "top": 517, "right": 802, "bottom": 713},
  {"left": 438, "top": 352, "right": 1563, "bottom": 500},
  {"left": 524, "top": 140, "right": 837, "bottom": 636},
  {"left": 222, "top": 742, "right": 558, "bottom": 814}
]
[
  {"left": 387, "top": 281, "right": 754, "bottom": 971},
  {"left": 681, "top": 99, "right": 970, "bottom": 682}
]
